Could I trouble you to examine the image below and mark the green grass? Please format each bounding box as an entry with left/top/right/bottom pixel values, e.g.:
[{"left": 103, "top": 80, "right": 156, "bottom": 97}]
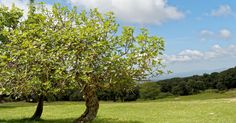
[
  {"left": 1, "top": 90, "right": 236, "bottom": 123},
  {"left": 158, "top": 89, "right": 236, "bottom": 101}
]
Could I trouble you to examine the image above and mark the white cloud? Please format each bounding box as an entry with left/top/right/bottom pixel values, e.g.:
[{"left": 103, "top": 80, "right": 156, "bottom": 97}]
[
  {"left": 69, "top": 0, "right": 185, "bottom": 25},
  {"left": 219, "top": 29, "right": 231, "bottom": 39},
  {"left": 0, "top": 0, "right": 29, "bottom": 19},
  {"left": 211, "top": 5, "right": 232, "bottom": 17},
  {"left": 0, "top": 0, "right": 52, "bottom": 19},
  {"left": 200, "top": 29, "right": 232, "bottom": 41},
  {"left": 200, "top": 30, "right": 214, "bottom": 40},
  {"left": 164, "top": 44, "right": 236, "bottom": 64},
  {"left": 179, "top": 50, "right": 204, "bottom": 58}
]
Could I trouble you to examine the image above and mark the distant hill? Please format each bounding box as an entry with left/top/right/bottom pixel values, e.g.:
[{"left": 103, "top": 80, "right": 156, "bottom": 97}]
[
  {"left": 156, "top": 68, "right": 228, "bottom": 81},
  {"left": 157, "top": 66, "right": 236, "bottom": 96}
]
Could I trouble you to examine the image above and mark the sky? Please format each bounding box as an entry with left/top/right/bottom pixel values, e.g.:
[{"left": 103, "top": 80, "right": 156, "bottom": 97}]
[{"left": 1, "top": 0, "right": 236, "bottom": 79}]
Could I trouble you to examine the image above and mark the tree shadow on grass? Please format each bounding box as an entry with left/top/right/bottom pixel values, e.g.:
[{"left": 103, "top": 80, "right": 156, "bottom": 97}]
[
  {"left": 0, "top": 118, "right": 143, "bottom": 123},
  {"left": 0, "top": 118, "right": 74, "bottom": 123}
]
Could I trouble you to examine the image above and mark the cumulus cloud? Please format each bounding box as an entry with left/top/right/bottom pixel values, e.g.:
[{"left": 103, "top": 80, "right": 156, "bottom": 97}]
[
  {"left": 69, "top": 0, "right": 185, "bottom": 25},
  {"left": 200, "top": 29, "right": 232, "bottom": 40},
  {"left": 164, "top": 44, "right": 236, "bottom": 64},
  {"left": 211, "top": 5, "right": 232, "bottom": 17}
]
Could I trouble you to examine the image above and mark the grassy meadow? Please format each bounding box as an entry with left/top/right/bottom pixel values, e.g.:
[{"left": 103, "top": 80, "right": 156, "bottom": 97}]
[{"left": 1, "top": 90, "right": 236, "bottom": 123}]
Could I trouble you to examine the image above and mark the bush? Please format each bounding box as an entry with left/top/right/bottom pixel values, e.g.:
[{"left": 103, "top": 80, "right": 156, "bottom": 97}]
[{"left": 140, "top": 82, "right": 160, "bottom": 100}]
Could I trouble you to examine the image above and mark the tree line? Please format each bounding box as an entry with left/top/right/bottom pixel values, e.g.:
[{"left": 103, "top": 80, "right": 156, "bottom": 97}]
[
  {"left": 3, "top": 66, "right": 236, "bottom": 102},
  {"left": 159, "top": 67, "right": 236, "bottom": 95}
]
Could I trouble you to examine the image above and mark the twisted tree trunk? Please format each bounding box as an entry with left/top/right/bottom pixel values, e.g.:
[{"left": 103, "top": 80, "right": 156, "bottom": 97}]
[
  {"left": 75, "top": 85, "right": 99, "bottom": 123},
  {"left": 31, "top": 94, "right": 44, "bottom": 120}
]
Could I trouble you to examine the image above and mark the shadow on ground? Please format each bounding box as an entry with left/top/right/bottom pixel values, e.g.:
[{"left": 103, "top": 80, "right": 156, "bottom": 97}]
[
  {"left": 0, "top": 118, "right": 74, "bottom": 123},
  {"left": 0, "top": 118, "right": 143, "bottom": 123}
]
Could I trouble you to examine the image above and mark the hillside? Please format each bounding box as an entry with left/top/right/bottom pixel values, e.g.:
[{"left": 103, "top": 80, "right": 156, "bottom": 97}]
[{"left": 157, "top": 66, "right": 236, "bottom": 96}]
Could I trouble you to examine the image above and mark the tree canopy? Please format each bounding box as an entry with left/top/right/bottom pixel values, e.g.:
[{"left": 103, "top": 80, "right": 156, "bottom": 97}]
[{"left": 0, "top": 2, "right": 165, "bottom": 122}]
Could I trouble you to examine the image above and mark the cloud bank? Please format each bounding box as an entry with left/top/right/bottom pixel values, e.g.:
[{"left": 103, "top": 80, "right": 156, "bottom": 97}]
[
  {"left": 69, "top": 0, "right": 185, "bottom": 25},
  {"left": 200, "top": 29, "right": 232, "bottom": 41},
  {"left": 164, "top": 44, "right": 236, "bottom": 64}
]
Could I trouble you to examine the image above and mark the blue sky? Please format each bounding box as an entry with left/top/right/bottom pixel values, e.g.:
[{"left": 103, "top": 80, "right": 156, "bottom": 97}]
[{"left": 1, "top": 0, "right": 236, "bottom": 79}]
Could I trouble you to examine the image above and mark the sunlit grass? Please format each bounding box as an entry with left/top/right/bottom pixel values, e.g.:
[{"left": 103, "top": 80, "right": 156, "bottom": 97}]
[
  {"left": 157, "top": 89, "right": 236, "bottom": 101},
  {"left": 1, "top": 90, "right": 236, "bottom": 123}
]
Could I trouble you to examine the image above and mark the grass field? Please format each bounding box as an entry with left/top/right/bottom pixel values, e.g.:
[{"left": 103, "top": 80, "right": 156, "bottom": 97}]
[{"left": 1, "top": 90, "right": 236, "bottom": 123}]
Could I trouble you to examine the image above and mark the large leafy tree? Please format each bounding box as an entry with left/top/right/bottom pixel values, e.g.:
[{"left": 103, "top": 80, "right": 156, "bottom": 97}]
[
  {"left": 1, "top": 2, "right": 165, "bottom": 123},
  {"left": 0, "top": 2, "right": 76, "bottom": 120},
  {"left": 62, "top": 8, "right": 165, "bottom": 123},
  {"left": 0, "top": 4, "right": 23, "bottom": 100}
]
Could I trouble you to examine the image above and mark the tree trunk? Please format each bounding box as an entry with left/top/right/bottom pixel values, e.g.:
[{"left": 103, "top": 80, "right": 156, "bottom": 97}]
[
  {"left": 75, "top": 85, "right": 99, "bottom": 123},
  {"left": 0, "top": 95, "right": 3, "bottom": 103},
  {"left": 112, "top": 95, "right": 117, "bottom": 102},
  {"left": 31, "top": 94, "right": 44, "bottom": 120}
]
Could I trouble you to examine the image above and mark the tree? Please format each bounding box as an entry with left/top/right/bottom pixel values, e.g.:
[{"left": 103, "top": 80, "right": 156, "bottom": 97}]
[
  {"left": 171, "top": 81, "right": 191, "bottom": 96},
  {"left": 0, "top": 4, "right": 23, "bottom": 102},
  {"left": 187, "top": 79, "right": 205, "bottom": 94},
  {"left": 67, "top": 11, "right": 165, "bottom": 123},
  {"left": 0, "top": 3, "right": 76, "bottom": 120},
  {"left": 1, "top": 3, "right": 165, "bottom": 122}
]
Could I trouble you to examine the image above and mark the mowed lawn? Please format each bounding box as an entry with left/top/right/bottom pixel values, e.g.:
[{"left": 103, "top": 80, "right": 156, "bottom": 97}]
[{"left": 1, "top": 91, "right": 236, "bottom": 123}]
